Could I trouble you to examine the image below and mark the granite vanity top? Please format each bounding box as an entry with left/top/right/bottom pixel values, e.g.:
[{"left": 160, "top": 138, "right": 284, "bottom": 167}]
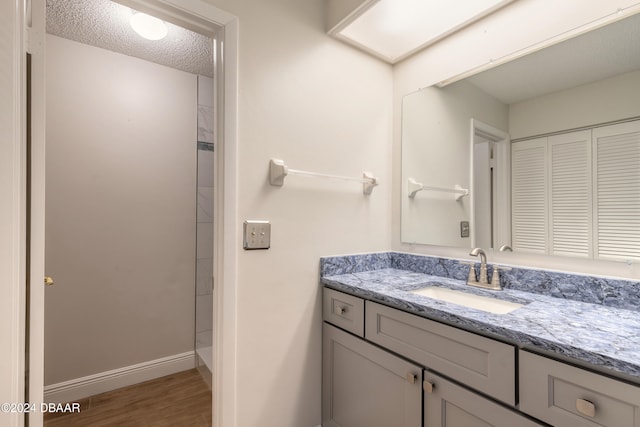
[{"left": 321, "top": 267, "right": 640, "bottom": 383}]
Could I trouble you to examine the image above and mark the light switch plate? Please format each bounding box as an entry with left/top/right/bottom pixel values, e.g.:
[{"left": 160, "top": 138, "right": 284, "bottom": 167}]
[
  {"left": 243, "top": 220, "right": 271, "bottom": 250},
  {"left": 460, "top": 221, "right": 470, "bottom": 238}
]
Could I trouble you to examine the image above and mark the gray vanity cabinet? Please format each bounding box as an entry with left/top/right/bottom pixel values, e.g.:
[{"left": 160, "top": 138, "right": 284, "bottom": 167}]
[
  {"left": 365, "top": 301, "right": 516, "bottom": 405},
  {"left": 322, "top": 323, "right": 422, "bottom": 427},
  {"left": 520, "top": 350, "right": 640, "bottom": 427},
  {"left": 323, "top": 287, "right": 640, "bottom": 427},
  {"left": 423, "top": 370, "right": 544, "bottom": 427}
]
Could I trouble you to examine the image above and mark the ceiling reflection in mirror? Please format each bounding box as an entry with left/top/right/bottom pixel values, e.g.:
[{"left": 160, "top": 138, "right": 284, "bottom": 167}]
[{"left": 401, "top": 12, "right": 640, "bottom": 261}]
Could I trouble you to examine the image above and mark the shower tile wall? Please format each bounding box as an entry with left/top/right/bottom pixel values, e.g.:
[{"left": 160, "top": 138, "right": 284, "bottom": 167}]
[{"left": 196, "top": 75, "right": 214, "bottom": 371}]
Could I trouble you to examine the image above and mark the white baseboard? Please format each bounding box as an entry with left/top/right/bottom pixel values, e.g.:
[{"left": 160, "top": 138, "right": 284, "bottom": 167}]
[{"left": 44, "top": 351, "right": 195, "bottom": 404}]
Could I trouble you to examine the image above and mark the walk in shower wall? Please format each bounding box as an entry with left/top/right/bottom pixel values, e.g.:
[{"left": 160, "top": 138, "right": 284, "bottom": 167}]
[{"left": 195, "top": 75, "right": 214, "bottom": 373}]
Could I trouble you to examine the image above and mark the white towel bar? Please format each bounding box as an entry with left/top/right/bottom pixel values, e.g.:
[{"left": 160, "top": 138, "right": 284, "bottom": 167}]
[
  {"left": 407, "top": 178, "right": 469, "bottom": 201},
  {"left": 270, "top": 159, "right": 379, "bottom": 195}
]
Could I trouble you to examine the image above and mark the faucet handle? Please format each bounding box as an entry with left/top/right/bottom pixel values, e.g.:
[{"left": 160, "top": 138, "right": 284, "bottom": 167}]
[
  {"left": 459, "top": 261, "right": 477, "bottom": 284},
  {"left": 490, "top": 265, "right": 512, "bottom": 289}
]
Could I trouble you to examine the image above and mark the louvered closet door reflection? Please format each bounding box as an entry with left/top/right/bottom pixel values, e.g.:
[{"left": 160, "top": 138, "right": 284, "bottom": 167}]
[
  {"left": 512, "top": 138, "right": 548, "bottom": 254},
  {"left": 548, "top": 131, "right": 592, "bottom": 258},
  {"left": 593, "top": 121, "right": 640, "bottom": 260}
]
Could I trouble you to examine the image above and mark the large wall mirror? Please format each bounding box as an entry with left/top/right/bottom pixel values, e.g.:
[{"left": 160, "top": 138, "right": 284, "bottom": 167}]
[{"left": 401, "top": 12, "right": 640, "bottom": 262}]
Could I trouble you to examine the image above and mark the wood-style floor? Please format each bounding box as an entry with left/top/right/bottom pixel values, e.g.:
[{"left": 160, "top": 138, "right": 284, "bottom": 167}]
[{"left": 44, "top": 369, "right": 211, "bottom": 426}]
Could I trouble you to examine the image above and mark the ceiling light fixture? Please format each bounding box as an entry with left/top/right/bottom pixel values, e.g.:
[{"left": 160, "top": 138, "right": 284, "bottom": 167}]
[
  {"left": 328, "top": 0, "right": 516, "bottom": 64},
  {"left": 130, "top": 12, "right": 168, "bottom": 41}
]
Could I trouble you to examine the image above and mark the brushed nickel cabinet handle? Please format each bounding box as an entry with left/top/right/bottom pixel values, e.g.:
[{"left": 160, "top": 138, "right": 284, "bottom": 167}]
[
  {"left": 423, "top": 380, "right": 435, "bottom": 393},
  {"left": 406, "top": 373, "right": 417, "bottom": 384},
  {"left": 576, "top": 398, "right": 596, "bottom": 418},
  {"left": 336, "top": 306, "right": 346, "bottom": 315},
  {"left": 44, "top": 276, "right": 54, "bottom": 286}
]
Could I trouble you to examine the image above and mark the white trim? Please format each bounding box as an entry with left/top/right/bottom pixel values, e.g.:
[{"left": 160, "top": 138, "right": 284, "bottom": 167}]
[
  {"left": 27, "top": 2, "right": 47, "bottom": 427},
  {"left": 112, "top": 0, "right": 237, "bottom": 36},
  {"left": 216, "top": 16, "right": 239, "bottom": 427},
  {"left": 0, "top": 1, "right": 27, "bottom": 426},
  {"left": 43, "top": 352, "right": 196, "bottom": 405}
]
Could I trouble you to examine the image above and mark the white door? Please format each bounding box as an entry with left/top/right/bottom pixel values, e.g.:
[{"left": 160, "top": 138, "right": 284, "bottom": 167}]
[
  {"left": 27, "top": 1, "right": 47, "bottom": 425},
  {"left": 0, "top": 1, "right": 39, "bottom": 426},
  {"left": 548, "top": 130, "right": 592, "bottom": 258},
  {"left": 593, "top": 120, "right": 640, "bottom": 260},
  {"left": 511, "top": 138, "right": 548, "bottom": 254},
  {"left": 0, "top": 0, "right": 47, "bottom": 425}
]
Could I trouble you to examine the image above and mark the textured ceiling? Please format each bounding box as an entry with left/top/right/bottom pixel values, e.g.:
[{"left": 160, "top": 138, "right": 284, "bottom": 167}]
[
  {"left": 46, "top": 0, "right": 214, "bottom": 77},
  {"left": 466, "top": 12, "right": 640, "bottom": 104}
]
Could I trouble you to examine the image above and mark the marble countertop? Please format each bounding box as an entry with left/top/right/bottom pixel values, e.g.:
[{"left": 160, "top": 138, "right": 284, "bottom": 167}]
[{"left": 321, "top": 268, "right": 640, "bottom": 383}]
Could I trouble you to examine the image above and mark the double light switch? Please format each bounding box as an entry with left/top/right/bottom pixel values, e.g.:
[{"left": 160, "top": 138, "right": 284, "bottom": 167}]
[{"left": 243, "top": 220, "right": 271, "bottom": 250}]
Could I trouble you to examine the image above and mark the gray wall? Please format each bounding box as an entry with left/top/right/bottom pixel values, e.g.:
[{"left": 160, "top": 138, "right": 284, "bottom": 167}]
[{"left": 44, "top": 35, "right": 197, "bottom": 385}]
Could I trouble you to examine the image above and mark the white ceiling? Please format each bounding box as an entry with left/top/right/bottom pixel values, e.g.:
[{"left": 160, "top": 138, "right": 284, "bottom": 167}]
[
  {"left": 466, "top": 12, "right": 640, "bottom": 104},
  {"left": 46, "top": 0, "right": 214, "bottom": 77}
]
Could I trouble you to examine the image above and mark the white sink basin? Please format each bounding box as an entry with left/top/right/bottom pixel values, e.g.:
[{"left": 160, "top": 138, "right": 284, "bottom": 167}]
[{"left": 411, "top": 286, "right": 525, "bottom": 314}]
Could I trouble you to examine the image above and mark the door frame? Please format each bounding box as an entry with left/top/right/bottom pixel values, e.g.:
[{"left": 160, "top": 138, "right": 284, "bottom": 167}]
[
  {"left": 1, "top": 1, "right": 29, "bottom": 426},
  {"left": 6, "top": 1, "right": 240, "bottom": 426},
  {"left": 469, "top": 119, "right": 511, "bottom": 250}
]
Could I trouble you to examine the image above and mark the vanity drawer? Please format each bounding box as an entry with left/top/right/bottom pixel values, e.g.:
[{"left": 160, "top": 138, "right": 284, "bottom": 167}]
[
  {"left": 520, "top": 350, "right": 640, "bottom": 427},
  {"left": 365, "top": 301, "right": 515, "bottom": 405},
  {"left": 323, "top": 288, "right": 364, "bottom": 337}
]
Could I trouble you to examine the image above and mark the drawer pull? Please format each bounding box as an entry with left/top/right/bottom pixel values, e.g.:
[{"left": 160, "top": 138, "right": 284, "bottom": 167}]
[
  {"left": 336, "top": 306, "right": 347, "bottom": 315},
  {"left": 423, "top": 380, "right": 435, "bottom": 393},
  {"left": 406, "top": 373, "right": 417, "bottom": 384},
  {"left": 576, "top": 398, "right": 596, "bottom": 418}
]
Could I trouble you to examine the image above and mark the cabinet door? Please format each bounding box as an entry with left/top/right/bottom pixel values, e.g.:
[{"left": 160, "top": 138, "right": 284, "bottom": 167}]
[
  {"left": 323, "top": 323, "right": 422, "bottom": 427},
  {"left": 424, "top": 371, "right": 544, "bottom": 427}
]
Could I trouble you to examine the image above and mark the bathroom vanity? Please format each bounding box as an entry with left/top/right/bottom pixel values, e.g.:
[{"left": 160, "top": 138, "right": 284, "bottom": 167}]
[{"left": 320, "top": 253, "right": 640, "bottom": 427}]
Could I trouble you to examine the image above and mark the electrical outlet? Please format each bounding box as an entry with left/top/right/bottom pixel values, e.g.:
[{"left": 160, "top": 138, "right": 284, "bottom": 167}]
[{"left": 243, "top": 220, "right": 271, "bottom": 250}]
